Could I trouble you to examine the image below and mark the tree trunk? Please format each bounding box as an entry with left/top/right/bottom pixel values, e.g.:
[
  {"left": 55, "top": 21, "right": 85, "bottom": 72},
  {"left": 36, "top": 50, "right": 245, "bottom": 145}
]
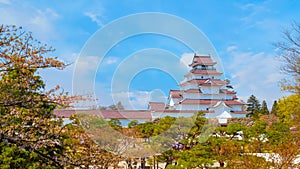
[{"left": 219, "top": 161, "right": 225, "bottom": 167}]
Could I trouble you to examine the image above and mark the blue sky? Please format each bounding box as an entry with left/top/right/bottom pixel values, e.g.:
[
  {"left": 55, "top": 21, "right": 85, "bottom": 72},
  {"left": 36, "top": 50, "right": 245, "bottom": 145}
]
[{"left": 1, "top": 0, "right": 299, "bottom": 109}]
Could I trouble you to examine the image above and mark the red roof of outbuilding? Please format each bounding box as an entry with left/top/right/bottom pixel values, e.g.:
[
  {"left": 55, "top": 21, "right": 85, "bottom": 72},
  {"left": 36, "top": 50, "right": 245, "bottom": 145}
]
[
  {"left": 54, "top": 109, "right": 152, "bottom": 119},
  {"left": 100, "top": 110, "right": 152, "bottom": 119},
  {"left": 54, "top": 109, "right": 76, "bottom": 118},
  {"left": 148, "top": 102, "right": 165, "bottom": 111}
]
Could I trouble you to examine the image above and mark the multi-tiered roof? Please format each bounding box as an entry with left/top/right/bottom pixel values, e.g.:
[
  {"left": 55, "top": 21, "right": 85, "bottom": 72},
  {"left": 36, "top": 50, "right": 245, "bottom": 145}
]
[{"left": 168, "top": 54, "right": 246, "bottom": 115}]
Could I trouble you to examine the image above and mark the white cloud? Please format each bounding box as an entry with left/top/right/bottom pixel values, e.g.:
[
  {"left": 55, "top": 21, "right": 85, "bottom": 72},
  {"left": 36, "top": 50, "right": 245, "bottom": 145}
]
[
  {"left": 84, "top": 12, "right": 104, "bottom": 27},
  {"left": 0, "top": 0, "right": 10, "bottom": 4},
  {"left": 226, "top": 45, "right": 237, "bottom": 52},
  {"left": 240, "top": 3, "right": 256, "bottom": 11},
  {"left": 0, "top": 3, "right": 60, "bottom": 41},
  {"left": 103, "top": 57, "right": 119, "bottom": 65},
  {"left": 224, "top": 47, "right": 287, "bottom": 107},
  {"left": 180, "top": 53, "right": 194, "bottom": 67},
  {"left": 74, "top": 55, "right": 100, "bottom": 76},
  {"left": 112, "top": 91, "right": 151, "bottom": 110}
]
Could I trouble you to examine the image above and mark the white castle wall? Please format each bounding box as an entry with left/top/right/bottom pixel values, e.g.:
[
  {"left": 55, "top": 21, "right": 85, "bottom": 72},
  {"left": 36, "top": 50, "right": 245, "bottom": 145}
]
[
  {"left": 181, "top": 93, "right": 234, "bottom": 100},
  {"left": 177, "top": 104, "right": 209, "bottom": 110}
]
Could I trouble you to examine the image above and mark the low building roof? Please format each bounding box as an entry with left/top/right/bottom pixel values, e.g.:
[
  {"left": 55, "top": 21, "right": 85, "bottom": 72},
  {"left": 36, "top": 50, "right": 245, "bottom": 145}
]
[
  {"left": 148, "top": 102, "right": 165, "bottom": 111},
  {"left": 54, "top": 109, "right": 152, "bottom": 119}
]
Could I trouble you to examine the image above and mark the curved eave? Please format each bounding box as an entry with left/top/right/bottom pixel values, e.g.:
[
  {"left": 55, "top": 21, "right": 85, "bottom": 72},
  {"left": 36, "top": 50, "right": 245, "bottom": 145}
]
[
  {"left": 189, "top": 62, "right": 217, "bottom": 67},
  {"left": 190, "top": 71, "right": 223, "bottom": 76},
  {"left": 230, "top": 111, "right": 248, "bottom": 114}
]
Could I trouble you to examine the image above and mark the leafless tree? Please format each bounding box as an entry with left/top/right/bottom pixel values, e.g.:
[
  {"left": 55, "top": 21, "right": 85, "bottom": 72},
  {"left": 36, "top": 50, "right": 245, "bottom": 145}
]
[{"left": 274, "top": 21, "right": 300, "bottom": 93}]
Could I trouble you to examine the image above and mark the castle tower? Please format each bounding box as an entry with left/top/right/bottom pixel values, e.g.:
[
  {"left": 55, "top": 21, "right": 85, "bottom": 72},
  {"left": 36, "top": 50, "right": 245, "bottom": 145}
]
[{"left": 167, "top": 54, "right": 247, "bottom": 119}]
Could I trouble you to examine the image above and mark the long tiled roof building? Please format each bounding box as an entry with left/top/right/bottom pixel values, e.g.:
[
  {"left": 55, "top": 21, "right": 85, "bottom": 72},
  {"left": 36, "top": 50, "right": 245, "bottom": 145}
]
[{"left": 55, "top": 54, "right": 247, "bottom": 126}]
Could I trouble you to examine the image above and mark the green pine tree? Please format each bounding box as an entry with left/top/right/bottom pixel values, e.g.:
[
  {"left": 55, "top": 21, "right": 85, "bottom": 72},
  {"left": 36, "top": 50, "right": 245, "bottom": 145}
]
[
  {"left": 270, "top": 100, "right": 278, "bottom": 116},
  {"left": 246, "top": 95, "right": 261, "bottom": 118},
  {"left": 260, "top": 100, "right": 269, "bottom": 115}
]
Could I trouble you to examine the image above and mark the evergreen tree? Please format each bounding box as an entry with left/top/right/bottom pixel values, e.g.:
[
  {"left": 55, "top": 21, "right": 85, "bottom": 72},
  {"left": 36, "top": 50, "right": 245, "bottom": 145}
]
[
  {"left": 260, "top": 100, "right": 269, "bottom": 115},
  {"left": 270, "top": 100, "right": 278, "bottom": 116},
  {"left": 246, "top": 95, "right": 261, "bottom": 118},
  {"left": 108, "top": 101, "right": 125, "bottom": 110}
]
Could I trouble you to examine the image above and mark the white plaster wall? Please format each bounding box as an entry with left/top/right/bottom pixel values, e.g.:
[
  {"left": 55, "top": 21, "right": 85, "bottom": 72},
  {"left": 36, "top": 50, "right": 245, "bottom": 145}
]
[
  {"left": 201, "top": 86, "right": 220, "bottom": 94},
  {"left": 213, "top": 106, "right": 231, "bottom": 116},
  {"left": 180, "top": 83, "right": 198, "bottom": 90},
  {"left": 231, "top": 114, "right": 247, "bottom": 118},
  {"left": 181, "top": 93, "right": 201, "bottom": 99},
  {"left": 191, "top": 75, "right": 222, "bottom": 79},
  {"left": 151, "top": 112, "right": 196, "bottom": 119},
  {"left": 230, "top": 105, "right": 243, "bottom": 111},
  {"left": 177, "top": 104, "right": 208, "bottom": 110}
]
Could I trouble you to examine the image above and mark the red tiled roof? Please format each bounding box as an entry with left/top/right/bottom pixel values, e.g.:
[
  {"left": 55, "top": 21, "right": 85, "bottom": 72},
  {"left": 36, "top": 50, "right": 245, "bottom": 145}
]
[
  {"left": 180, "top": 79, "right": 206, "bottom": 86},
  {"left": 169, "top": 90, "right": 182, "bottom": 99},
  {"left": 224, "top": 100, "right": 245, "bottom": 105},
  {"left": 189, "top": 55, "right": 217, "bottom": 67},
  {"left": 54, "top": 109, "right": 76, "bottom": 118},
  {"left": 190, "top": 69, "right": 223, "bottom": 75},
  {"left": 177, "top": 99, "right": 245, "bottom": 106},
  {"left": 160, "top": 109, "right": 210, "bottom": 113},
  {"left": 180, "top": 79, "right": 228, "bottom": 86},
  {"left": 230, "top": 111, "right": 248, "bottom": 114},
  {"left": 148, "top": 102, "right": 165, "bottom": 111},
  {"left": 199, "top": 83, "right": 224, "bottom": 87},
  {"left": 211, "top": 79, "right": 229, "bottom": 85},
  {"left": 54, "top": 109, "right": 152, "bottom": 119},
  {"left": 100, "top": 110, "right": 152, "bottom": 119},
  {"left": 220, "top": 89, "right": 236, "bottom": 94},
  {"left": 183, "top": 89, "right": 202, "bottom": 93}
]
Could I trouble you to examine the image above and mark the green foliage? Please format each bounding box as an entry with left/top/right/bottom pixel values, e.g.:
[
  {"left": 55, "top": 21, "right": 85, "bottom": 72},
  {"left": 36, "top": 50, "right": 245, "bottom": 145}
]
[
  {"left": 267, "top": 122, "right": 291, "bottom": 144},
  {"left": 226, "top": 123, "right": 245, "bottom": 136},
  {"left": 0, "top": 142, "right": 52, "bottom": 169},
  {"left": 260, "top": 100, "right": 269, "bottom": 115},
  {"left": 245, "top": 121, "right": 267, "bottom": 139},
  {"left": 270, "top": 100, "right": 278, "bottom": 116},
  {"left": 246, "top": 95, "right": 261, "bottom": 118},
  {"left": 0, "top": 25, "right": 120, "bottom": 168},
  {"left": 174, "top": 143, "right": 214, "bottom": 168},
  {"left": 277, "top": 94, "right": 300, "bottom": 124},
  {"left": 146, "top": 112, "right": 300, "bottom": 168},
  {"left": 128, "top": 120, "right": 139, "bottom": 128},
  {"left": 108, "top": 118, "right": 122, "bottom": 130}
]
